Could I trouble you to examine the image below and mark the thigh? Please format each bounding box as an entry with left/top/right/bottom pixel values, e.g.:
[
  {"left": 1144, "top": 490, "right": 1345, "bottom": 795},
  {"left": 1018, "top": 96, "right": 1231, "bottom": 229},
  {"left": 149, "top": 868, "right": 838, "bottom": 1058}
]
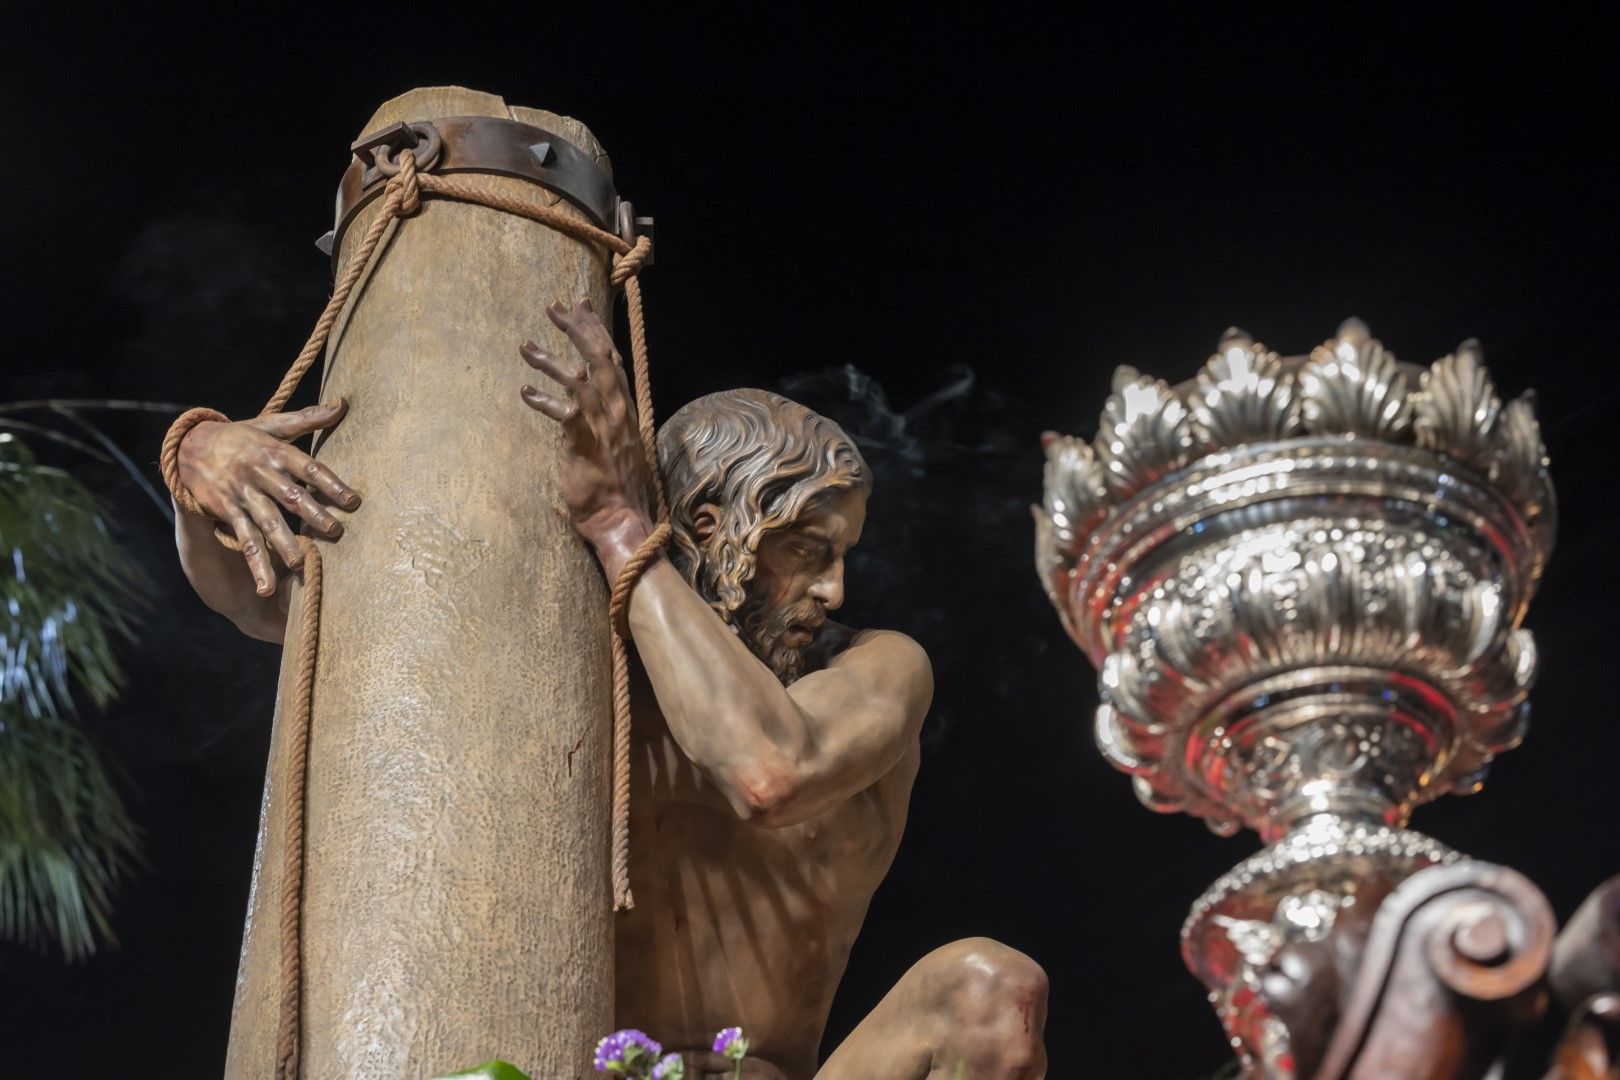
[
  {"left": 813, "top": 969, "right": 939, "bottom": 1080},
  {"left": 816, "top": 938, "right": 1048, "bottom": 1080}
]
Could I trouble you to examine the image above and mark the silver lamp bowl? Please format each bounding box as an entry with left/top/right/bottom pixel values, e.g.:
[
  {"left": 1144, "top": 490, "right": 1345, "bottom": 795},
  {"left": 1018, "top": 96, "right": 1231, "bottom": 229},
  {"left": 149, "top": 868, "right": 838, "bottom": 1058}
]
[{"left": 1034, "top": 320, "right": 1555, "bottom": 1071}]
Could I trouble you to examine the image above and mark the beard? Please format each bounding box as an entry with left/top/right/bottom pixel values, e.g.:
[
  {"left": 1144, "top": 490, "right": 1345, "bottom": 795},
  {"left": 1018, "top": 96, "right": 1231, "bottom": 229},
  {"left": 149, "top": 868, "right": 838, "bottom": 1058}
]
[{"left": 736, "top": 595, "right": 825, "bottom": 685}]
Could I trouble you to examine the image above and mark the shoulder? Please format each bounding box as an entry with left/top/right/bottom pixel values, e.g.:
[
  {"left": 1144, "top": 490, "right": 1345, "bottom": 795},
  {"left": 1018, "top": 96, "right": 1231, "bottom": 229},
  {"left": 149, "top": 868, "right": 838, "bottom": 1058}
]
[
  {"left": 837, "top": 629, "right": 934, "bottom": 718},
  {"left": 795, "top": 626, "right": 933, "bottom": 735},
  {"left": 827, "top": 627, "right": 931, "bottom": 681}
]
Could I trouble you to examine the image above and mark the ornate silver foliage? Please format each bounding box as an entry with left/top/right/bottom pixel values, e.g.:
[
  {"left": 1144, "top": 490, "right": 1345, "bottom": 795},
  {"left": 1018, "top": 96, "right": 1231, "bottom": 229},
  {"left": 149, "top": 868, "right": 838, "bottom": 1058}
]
[
  {"left": 1038, "top": 319, "right": 1553, "bottom": 837},
  {"left": 1412, "top": 341, "right": 1500, "bottom": 470},
  {"left": 1299, "top": 320, "right": 1412, "bottom": 440},
  {"left": 1213, "top": 914, "right": 1285, "bottom": 968},
  {"left": 1031, "top": 508, "right": 1064, "bottom": 615},
  {"left": 1182, "top": 818, "right": 1462, "bottom": 1015},
  {"left": 1185, "top": 819, "right": 1460, "bottom": 943},
  {"left": 1036, "top": 323, "right": 1552, "bottom": 580},
  {"left": 1190, "top": 332, "right": 1299, "bottom": 451},
  {"left": 1492, "top": 392, "right": 1551, "bottom": 519},
  {"left": 1094, "top": 367, "right": 1194, "bottom": 500},
  {"left": 1035, "top": 322, "right": 1555, "bottom": 578},
  {"left": 1034, "top": 320, "right": 1562, "bottom": 1080},
  {"left": 1207, "top": 887, "right": 1351, "bottom": 1073},
  {"left": 1092, "top": 521, "right": 1536, "bottom": 833},
  {"left": 1037, "top": 434, "right": 1108, "bottom": 557},
  {"left": 1032, "top": 434, "right": 1110, "bottom": 628}
]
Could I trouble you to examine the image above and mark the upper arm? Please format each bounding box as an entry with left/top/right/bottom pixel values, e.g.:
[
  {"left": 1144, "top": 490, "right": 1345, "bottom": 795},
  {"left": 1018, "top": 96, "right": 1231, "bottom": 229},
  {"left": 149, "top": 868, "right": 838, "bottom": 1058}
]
[
  {"left": 757, "top": 630, "right": 932, "bottom": 826},
  {"left": 204, "top": 574, "right": 288, "bottom": 644},
  {"left": 231, "top": 578, "right": 291, "bottom": 644},
  {"left": 174, "top": 501, "right": 288, "bottom": 644}
]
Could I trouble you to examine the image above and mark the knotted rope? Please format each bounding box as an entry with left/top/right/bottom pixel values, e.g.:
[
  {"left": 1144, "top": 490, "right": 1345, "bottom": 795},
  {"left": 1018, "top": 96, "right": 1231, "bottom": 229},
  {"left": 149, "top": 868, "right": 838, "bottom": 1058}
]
[{"left": 161, "top": 145, "right": 664, "bottom": 1080}]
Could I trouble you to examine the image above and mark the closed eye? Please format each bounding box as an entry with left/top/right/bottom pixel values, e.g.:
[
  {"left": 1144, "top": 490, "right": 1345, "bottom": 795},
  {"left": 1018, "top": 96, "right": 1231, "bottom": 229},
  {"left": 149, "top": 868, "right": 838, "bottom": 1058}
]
[{"left": 791, "top": 539, "right": 830, "bottom": 564}]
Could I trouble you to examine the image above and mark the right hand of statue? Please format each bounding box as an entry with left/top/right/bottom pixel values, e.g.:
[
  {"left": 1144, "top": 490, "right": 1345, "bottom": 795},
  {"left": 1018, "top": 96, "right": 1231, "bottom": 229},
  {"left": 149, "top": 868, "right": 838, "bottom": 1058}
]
[{"left": 177, "top": 401, "right": 361, "bottom": 596}]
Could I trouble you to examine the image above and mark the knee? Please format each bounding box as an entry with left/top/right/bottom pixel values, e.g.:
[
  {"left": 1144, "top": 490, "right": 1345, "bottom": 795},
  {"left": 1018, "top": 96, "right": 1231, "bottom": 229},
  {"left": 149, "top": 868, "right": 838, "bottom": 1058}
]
[{"left": 927, "top": 937, "right": 1049, "bottom": 1075}]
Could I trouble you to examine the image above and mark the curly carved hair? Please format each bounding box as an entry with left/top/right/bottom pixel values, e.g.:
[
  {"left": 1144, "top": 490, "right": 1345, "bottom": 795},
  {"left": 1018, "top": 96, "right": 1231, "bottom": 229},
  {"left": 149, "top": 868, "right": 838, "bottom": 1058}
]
[{"left": 657, "top": 389, "right": 871, "bottom": 620}]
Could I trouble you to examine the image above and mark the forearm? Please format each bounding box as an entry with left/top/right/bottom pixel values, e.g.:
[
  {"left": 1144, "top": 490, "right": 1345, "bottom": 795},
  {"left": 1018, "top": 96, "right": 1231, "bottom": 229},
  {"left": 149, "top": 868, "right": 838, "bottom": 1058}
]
[
  {"left": 174, "top": 499, "right": 287, "bottom": 643},
  {"left": 601, "top": 522, "right": 814, "bottom": 814}
]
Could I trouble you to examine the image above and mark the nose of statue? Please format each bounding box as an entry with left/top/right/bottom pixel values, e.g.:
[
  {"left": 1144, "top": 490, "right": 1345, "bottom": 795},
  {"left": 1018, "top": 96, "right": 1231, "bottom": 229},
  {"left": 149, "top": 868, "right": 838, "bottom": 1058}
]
[{"left": 808, "top": 559, "right": 845, "bottom": 610}]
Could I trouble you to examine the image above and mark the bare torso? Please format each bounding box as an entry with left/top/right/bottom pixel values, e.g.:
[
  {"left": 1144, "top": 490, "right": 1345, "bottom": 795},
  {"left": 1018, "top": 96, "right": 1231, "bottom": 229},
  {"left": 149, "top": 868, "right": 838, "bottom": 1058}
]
[{"left": 615, "top": 629, "right": 920, "bottom": 1078}]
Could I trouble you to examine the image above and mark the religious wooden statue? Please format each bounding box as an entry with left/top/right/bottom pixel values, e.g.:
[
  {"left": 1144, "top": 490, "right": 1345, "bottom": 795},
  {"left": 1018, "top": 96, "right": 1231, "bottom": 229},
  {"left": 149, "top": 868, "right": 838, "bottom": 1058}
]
[
  {"left": 172, "top": 223, "right": 1048, "bottom": 1078},
  {"left": 519, "top": 300, "right": 1049, "bottom": 1077}
]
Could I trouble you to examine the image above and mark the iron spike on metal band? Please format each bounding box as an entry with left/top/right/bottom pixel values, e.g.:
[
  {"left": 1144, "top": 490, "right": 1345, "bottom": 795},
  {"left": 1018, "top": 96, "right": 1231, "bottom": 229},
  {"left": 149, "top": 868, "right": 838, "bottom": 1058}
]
[{"left": 326, "top": 115, "right": 626, "bottom": 275}]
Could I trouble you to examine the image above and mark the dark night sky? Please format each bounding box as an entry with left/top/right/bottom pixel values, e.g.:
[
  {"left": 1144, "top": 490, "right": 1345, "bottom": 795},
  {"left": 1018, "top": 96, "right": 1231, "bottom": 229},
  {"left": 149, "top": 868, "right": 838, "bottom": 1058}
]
[{"left": 4, "top": 5, "right": 1619, "bottom": 1077}]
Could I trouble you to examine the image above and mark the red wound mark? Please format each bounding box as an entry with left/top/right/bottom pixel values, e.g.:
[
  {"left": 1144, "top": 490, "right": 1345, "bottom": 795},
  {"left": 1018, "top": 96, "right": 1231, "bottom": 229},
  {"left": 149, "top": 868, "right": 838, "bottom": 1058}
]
[
  {"left": 566, "top": 736, "right": 584, "bottom": 776},
  {"left": 1017, "top": 994, "right": 1034, "bottom": 1034}
]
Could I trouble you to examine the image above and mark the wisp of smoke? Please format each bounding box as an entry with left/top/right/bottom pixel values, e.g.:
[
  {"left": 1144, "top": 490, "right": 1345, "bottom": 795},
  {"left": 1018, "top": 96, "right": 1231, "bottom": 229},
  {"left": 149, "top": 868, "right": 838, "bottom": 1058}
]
[{"left": 776, "top": 363, "right": 1063, "bottom": 755}]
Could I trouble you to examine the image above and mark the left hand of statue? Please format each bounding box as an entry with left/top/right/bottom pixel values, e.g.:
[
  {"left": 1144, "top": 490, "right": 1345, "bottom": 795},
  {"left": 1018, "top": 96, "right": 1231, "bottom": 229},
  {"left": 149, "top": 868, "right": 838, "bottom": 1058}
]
[{"left": 519, "top": 298, "right": 654, "bottom": 557}]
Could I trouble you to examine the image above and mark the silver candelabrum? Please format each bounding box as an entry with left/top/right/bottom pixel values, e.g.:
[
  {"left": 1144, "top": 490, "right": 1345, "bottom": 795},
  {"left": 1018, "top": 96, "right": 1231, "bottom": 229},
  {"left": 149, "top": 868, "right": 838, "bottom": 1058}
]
[{"left": 1035, "top": 320, "right": 1570, "bottom": 1078}]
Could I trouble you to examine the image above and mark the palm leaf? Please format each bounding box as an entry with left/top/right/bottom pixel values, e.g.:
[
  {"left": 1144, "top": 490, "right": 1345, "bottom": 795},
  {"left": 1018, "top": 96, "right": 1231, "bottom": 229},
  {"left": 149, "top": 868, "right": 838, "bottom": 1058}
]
[{"left": 0, "top": 433, "right": 145, "bottom": 958}]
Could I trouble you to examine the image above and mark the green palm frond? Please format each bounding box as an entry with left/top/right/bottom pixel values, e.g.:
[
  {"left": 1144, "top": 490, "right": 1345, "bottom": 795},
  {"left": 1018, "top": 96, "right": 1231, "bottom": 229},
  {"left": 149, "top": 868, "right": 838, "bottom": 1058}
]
[{"left": 0, "top": 432, "right": 146, "bottom": 959}]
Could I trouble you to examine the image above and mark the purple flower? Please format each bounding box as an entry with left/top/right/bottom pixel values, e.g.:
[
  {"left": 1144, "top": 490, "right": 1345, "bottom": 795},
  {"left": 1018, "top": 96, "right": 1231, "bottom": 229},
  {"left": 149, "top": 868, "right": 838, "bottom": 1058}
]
[
  {"left": 593, "top": 1029, "right": 663, "bottom": 1073},
  {"left": 711, "top": 1027, "right": 749, "bottom": 1061},
  {"left": 651, "top": 1054, "right": 686, "bottom": 1079}
]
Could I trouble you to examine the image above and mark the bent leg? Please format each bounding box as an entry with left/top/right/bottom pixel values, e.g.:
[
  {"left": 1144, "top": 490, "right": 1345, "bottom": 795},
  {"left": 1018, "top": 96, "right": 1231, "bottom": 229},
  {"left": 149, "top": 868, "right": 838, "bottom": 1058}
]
[{"left": 816, "top": 937, "right": 1049, "bottom": 1080}]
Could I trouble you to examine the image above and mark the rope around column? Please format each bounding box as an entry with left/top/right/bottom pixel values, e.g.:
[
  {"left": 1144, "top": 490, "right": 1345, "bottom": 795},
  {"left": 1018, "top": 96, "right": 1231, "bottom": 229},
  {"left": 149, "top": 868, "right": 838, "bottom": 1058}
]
[{"left": 161, "top": 147, "right": 664, "bottom": 1079}]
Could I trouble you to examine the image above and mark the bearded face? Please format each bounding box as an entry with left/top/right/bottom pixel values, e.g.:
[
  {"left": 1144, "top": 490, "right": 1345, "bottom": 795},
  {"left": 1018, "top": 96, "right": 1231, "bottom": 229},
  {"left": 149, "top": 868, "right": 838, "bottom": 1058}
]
[
  {"left": 735, "top": 592, "right": 827, "bottom": 684},
  {"left": 709, "top": 487, "right": 867, "bottom": 685},
  {"left": 656, "top": 390, "right": 872, "bottom": 682}
]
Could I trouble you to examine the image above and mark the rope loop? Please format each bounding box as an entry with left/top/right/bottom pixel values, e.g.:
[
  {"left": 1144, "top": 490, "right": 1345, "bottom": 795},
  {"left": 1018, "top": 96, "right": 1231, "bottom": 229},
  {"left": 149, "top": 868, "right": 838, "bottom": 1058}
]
[
  {"left": 160, "top": 406, "right": 230, "bottom": 517},
  {"left": 394, "top": 150, "right": 421, "bottom": 215},
  {"left": 610, "top": 233, "right": 653, "bottom": 286},
  {"left": 609, "top": 522, "right": 672, "bottom": 640}
]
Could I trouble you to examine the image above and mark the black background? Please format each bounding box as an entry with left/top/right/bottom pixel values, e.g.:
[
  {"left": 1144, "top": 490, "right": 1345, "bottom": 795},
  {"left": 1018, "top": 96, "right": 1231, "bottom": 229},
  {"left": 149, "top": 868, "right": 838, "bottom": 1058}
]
[{"left": 3, "top": 5, "right": 1618, "bottom": 1077}]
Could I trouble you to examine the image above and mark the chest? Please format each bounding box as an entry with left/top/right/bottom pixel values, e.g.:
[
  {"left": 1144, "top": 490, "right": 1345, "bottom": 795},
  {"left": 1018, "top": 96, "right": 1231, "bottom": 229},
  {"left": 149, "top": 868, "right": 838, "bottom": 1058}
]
[{"left": 786, "top": 785, "right": 899, "bottom": 877}]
